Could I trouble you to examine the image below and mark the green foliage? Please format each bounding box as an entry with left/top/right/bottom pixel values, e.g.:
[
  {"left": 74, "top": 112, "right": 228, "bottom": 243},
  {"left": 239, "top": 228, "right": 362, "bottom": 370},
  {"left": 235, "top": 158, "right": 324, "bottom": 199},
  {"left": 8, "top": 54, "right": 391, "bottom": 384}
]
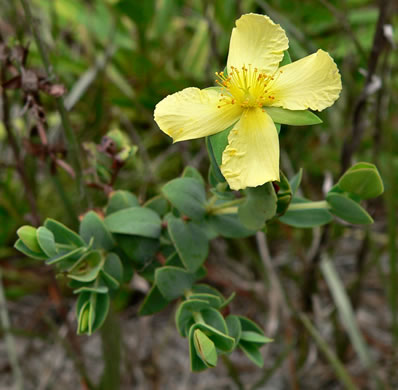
[
  {"left": 5, "top": 1, "right": 390, "bottom": 384},
  {"left": 167, "top": 217, "right": 209, "bottom": 272},
  {"left": 238, "top": 183, "right": 277, "bottom": 230},
  {"left": 264, "top": 107, "right": 323, "bottom": 126},
  {"left": 104, "top": 207, "right": 162, "bottom": 238},
  {"left": 162, "top": 177, "right": 207, "bottom": 221},
  {"left": 337, "top": 162, "right": 384, "bottom": 200}
]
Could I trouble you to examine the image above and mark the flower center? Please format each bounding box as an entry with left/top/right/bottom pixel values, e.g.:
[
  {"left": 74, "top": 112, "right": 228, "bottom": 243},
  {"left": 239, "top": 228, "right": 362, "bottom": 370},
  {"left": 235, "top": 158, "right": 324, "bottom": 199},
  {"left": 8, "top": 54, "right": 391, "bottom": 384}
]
[{"left": 215, "top": 65, "right": 282, "bottom": 109}]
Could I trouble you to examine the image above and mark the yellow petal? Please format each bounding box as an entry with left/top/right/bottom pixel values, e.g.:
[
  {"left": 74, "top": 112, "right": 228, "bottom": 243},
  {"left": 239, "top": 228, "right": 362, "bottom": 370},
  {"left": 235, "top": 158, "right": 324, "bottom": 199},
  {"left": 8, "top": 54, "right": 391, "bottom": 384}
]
[
  {"left": 269, "top": 49, "right": 342, "bottom": 111},
  {"left": 154, "top": 87, "right": 243, "bottom": 142},
  {"left": 221, "top": 108, "right": 280, "bottom": 190},
  {"left": 227, "top": 13, "right": 289, "bottom": 75}
]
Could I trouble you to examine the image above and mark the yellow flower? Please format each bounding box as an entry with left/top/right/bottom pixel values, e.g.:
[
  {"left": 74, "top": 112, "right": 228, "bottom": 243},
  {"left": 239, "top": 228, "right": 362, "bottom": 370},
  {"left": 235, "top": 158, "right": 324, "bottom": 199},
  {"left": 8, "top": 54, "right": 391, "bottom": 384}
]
[{"left": 154, "top": 13, "right": 341, "bottom": 190}]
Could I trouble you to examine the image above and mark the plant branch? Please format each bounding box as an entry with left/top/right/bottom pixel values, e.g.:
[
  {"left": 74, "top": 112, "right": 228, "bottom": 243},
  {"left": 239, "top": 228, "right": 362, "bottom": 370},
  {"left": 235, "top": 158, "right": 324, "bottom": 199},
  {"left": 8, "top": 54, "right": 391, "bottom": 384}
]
[
  {"left": 0, "top": 54, "right": 40, "bottom": 226},
  {"left": 20, "top": 0, "right": 88, "bottom": 207},
  {"left": 340, "top": 0, "right": 393, "bottom": 173}
]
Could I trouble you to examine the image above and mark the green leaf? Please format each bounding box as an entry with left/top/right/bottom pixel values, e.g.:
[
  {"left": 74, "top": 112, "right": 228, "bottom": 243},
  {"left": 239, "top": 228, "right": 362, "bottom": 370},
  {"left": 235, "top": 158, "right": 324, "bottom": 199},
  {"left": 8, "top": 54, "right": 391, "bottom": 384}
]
[
  {"left": 162, "top": 178, "right": 207, "bottom": 221},
  {"left": 139, "top": 285, "right": 170, "bottom": 316},
  {"left": 182, "top": 166, "right": 205, "bottom": 186},
  {"left": 239, "top": 341, "right": 264, "bottom": 367},
  {"left": 338, "top": 162, "right": 384, "bottom": 200},
  {"left": 238, "top": 316, "right": 265, "bottom": 334},
  {"left": 207, "top": 214, "right": 255, "bottom": 238},
  {"left": 155, "top": 266, "right": 196, "bottom": 300},
  {"left": 189, "top": 325, "right": 208, "bottom": 372},
  {"left": 101, "top": 252, "right": 123, "bottom": 289},
  {"left": 36, "top": 227, "right": 57, "bottom": 257},
  {"left": 193, "top": 329, "right": 218, "bottom": 367},
  {"left": 77, "top": 299, "right": 91, "bottom": 334},
  {"left": 45, "top": 246, "right": 86, "bottom": 266},
  {"left": 14, "top": 239, "right": 47, "bottom": 260},
  {"left": 193, "top": 323, "right": 235, "bottom": 352},
  {"left": 175, "top": 299, "right": 210, "bottom": 337},
  {"left": 326, "top": 193, "right": 373, "bottom": 225},
  {"left": 104, "top": 207, "right": 161, "bottom": 238},
  {"left": 238, "top": 183, "right": 277, "bottom": 230},
  {"left": 168, "top": 217, "right": 209, "bottom": 272},
  {"left": 44, "top": 219, "right": 85, "bottom": 247},
  {"left": 201, "top": 308, "right": 228, "bottom": 333},
  {"left": 80, "top": 211, "right": 115, "bottom": 250},
  {"left": 106, "top": 190, "right": 139, "bottom": 215},
  {"left": 91, "top": 292, "right": 110, "bottom": 334},
  {"left": 188, "top": 293, "right": 222, "bottom": 309},
  {"left": 226, "top": 315, "right": 242, "bottom": 348},
  {"left": 73, "top": 285, "right": 109, "bottom": 294},
  {"left": 191, "top": 284, "right": 225, "bottom": 299},
  {"left": 240, "top": 331, "right": 272, "bottom": 344},
  {"left": 144, "top": 196, "right": 169, "bottom": 217},
  {"left": 289, "top": 169, "right": 303, "bottom": 195},
  {"left": 68, "top": 250, "right": 105, "bottom": 282},
  {"left": 279, "top": 197, "right": 333, "bottom": 228},
  {"left": 264, "top": 107, "right": 322, "bottom": 126},
  {"left": 115, "top": 234, "right": 159, "bottom": 265},
  {"left": 16, "top": 226, "right": 42, "bottom": 253}
]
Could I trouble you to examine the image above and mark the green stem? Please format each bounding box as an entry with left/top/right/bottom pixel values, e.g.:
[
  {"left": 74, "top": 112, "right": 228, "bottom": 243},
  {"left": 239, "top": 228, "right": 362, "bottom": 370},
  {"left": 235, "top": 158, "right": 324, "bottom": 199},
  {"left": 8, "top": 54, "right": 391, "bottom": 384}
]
[
  {"left": 20, "top": 0, "right": 88, "bottom": 208},
  {"left": 193, "top": 311, "right": 205, "bottom": 324},
  {"left": 100, "top": 307, "right": 121, "bottom": 390},
  {"left": 287, "top": 200, "right": 330, "bottom": 211},
  {"left": 207, "top": 198, "right": 245, "bottom": 214}
]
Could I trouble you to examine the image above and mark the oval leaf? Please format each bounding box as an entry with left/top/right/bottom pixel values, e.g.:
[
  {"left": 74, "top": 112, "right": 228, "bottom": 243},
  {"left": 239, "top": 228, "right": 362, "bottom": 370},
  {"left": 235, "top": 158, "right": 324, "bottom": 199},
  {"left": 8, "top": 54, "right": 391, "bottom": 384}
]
[
  {"left": 326, "top": 193, "right": 373, "bottom": 225},
  {"left": 168, "top": 217, "right": 209, "bottom": 272},
  {"left": 162, "top": 178, "right": 207, "bottom": 221},
  {"left": 104, "top": 207, "right": 161, "bottom": 238},
  {"left": 338, "top": 162, "right": 384, "bottom": 199}
]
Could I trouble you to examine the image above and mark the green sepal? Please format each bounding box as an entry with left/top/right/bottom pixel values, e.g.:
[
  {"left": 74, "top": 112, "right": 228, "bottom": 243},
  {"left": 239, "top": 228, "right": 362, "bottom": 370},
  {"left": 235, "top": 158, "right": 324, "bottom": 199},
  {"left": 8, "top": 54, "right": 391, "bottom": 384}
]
[
  {"left": 238, "top": 182, "right": 277, "bottom": 230},
  {"left": 264, "top": 107, "right": 322, "bottom": 126}
]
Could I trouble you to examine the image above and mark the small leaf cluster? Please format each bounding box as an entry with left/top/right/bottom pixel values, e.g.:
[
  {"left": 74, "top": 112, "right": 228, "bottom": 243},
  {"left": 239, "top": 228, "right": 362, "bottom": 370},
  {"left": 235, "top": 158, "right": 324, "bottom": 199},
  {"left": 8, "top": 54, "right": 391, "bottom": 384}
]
[
  {"left": 176, "top": 286, "right": 271, "bottom": 371},
  {"left": 14, "top": 150, "right": 383, "bottom": 371},
  {"left": 280, "top": 162, "right": 384, "bottom": 228}
]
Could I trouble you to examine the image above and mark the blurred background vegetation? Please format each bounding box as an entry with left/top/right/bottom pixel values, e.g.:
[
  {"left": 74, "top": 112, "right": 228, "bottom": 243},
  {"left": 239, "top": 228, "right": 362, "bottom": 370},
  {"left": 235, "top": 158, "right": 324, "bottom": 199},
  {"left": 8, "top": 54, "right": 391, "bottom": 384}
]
[{"left": 0, "top": 0, "right": 397, "bottom": 389}]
